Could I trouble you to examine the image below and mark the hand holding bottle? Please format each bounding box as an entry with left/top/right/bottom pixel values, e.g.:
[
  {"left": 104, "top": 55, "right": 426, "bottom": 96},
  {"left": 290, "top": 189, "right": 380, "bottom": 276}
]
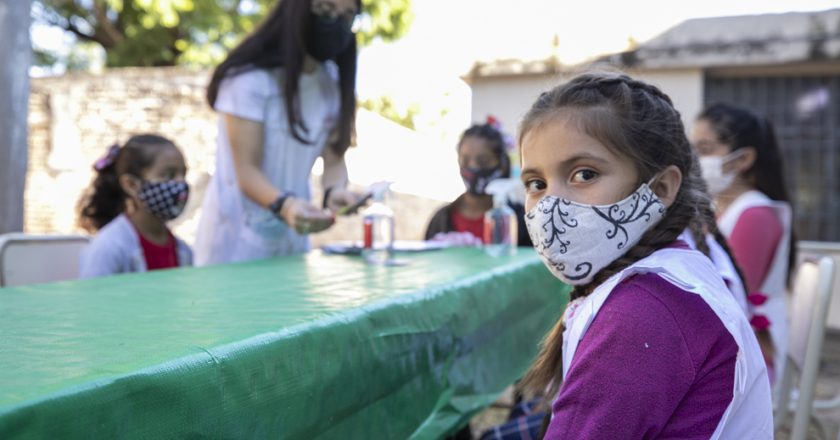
[{"left": 281, "top": 197, "right": 335, "bottom": 234}]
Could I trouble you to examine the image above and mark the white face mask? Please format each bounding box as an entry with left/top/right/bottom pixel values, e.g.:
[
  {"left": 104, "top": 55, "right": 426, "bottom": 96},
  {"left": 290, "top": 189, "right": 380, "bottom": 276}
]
[
  {"left": 524, "top": 181, "right": 666, "bottom": 285},
  {"left": 698, "top": 151, "right": 742, "bottom": 195}
]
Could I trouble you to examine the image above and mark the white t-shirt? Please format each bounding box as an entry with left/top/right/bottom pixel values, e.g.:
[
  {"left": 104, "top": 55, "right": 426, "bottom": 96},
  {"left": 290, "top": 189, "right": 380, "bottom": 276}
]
[{"left": 194, "top": 63, "right": 340, "bottom": 265}]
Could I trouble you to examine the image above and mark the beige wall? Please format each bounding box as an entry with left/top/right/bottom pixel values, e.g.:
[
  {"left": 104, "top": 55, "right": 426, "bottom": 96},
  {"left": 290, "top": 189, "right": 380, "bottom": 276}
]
[
  {"left": 632, "top": 68, "right": 705, "bottom": 133},
  {"left": 469, "top": 68, "right": 705, "bottom": 137},
  {"left": 469, "top": 75, "right": 558, "bottom": 137}
]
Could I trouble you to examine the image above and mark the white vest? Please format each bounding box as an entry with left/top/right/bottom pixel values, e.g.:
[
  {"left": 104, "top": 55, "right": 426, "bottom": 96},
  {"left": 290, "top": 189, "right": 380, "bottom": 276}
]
[
  {"left": 679, "top": 230, "right": 750, "bottom": 315},
  {"left": 561, "top": 247, "right": 773, "bottom": 439},
  {"left": 718, "top": 190, "right": 792, "bottom": 379}
]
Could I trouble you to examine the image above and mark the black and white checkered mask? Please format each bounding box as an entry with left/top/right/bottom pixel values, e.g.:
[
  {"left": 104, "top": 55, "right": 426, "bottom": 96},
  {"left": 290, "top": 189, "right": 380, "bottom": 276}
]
[{"left": 137, "top": 180, "right": 189, "bottom": 221}]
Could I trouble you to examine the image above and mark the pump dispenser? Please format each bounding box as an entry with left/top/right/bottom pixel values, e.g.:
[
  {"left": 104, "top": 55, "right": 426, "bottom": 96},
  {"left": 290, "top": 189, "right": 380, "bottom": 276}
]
[
  {"left": 361, "top": 182, "right": 395, "bottom": 265},
  {"left": 483, "top": 179, "right": 519, "bottom": 257}
]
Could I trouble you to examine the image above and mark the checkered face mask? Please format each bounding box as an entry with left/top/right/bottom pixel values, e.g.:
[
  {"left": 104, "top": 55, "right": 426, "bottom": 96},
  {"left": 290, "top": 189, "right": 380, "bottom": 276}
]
[{"left": 137, "top": 180, "right": 189, "bottom": 221}]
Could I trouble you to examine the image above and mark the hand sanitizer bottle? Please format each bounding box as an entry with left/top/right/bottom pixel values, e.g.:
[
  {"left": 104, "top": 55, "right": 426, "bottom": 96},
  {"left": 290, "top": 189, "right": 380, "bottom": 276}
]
[
  {"left": 362, "top": 183, "right": 395, "bottom": 265},
  {"left": 483, "top": 179, "right": 518, "bottom": 257}
]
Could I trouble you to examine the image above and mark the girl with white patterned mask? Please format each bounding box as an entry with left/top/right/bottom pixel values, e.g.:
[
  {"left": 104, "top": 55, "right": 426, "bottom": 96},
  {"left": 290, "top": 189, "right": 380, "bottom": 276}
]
[
  {"left": 79, "top": 134, "right": 193, "bottom": 278},
  {"left": 518, "top": 72, "right": 773, "bottom": 439}
]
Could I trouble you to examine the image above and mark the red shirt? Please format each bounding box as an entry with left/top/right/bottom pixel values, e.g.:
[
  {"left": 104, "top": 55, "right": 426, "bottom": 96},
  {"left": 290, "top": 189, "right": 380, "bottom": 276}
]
[
  {"left": 451, "top": 209, "right": 484, "bottom": 242},
  {"left": 137, "top": 229, "right": 179, "bottom": 271}
]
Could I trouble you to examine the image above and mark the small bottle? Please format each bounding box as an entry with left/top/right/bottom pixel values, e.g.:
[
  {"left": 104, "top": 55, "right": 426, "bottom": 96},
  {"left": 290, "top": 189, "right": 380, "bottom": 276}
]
[
  {"left": 362, "top": 185, "right": 395, "bottom": 265},
  {"left": 483, "top": 181, "right": 518, "bottom": 257}
]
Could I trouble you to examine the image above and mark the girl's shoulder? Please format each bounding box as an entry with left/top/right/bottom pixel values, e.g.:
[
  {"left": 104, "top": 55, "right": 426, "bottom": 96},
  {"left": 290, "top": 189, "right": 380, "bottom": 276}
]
[
  {"left": 88, "top": 215, "right": 137, "bottom": 249},
  {"left": 599, "top": 272, "right": 735, "bottom": 358},
  {"left": 79, "top": 216, "right": 141, "bottom": 278}
]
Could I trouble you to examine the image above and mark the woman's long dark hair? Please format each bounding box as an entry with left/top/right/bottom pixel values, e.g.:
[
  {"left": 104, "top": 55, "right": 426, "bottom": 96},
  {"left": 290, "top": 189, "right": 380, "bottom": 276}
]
[
  {"left": 698, "top": 102, "right": 797, "bottom": 285},
  {"left": 206, "top": 0, "right": 359, "bottom": 156},
  {"left": 79, "top": 135, "right": 177, "bottom": 232}
]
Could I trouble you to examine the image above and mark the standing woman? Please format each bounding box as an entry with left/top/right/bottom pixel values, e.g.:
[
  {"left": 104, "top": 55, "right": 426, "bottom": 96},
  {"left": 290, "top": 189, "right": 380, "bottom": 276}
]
[
  {"left": 196, "top": 0, "right": 363, "bottom": 265},
  {"left": 693, "top": 102, "right": 796, "bottom": 382}
]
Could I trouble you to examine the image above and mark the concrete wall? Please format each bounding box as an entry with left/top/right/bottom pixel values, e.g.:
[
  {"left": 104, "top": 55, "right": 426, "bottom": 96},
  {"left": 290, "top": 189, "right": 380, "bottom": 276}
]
[
  {"left": 632, "top": 68, "right": 705, "bottom": 133},
  {"left": 469, "top": 75, "right": 559, "bottom": 136},
  {"left": 469, "top": 68, "right": 705, "bottom": 137}
]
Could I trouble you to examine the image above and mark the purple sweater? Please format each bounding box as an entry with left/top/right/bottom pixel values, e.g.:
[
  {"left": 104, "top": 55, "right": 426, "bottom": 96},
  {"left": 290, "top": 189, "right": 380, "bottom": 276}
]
[{"left": 544, "top": 273, "right": 738, "bottom": 439}]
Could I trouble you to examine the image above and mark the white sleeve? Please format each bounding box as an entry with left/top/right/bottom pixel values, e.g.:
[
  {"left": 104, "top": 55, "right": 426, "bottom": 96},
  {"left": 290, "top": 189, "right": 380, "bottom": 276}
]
[
  {"left": 214, "top": 69, "right": 271, "bottom": 123},
  {"left": 78, "top": 239, "right": 122, "bottom": 279}
]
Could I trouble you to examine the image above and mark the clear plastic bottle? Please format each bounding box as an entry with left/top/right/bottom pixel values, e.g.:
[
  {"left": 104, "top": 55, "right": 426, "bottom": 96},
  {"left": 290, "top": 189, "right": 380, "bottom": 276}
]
[
  {"left": 362, "top": 186, "right": 395, "bottom": 265},
  {"left": 483, "top": 181, "right": 518, "bottom": 257}
]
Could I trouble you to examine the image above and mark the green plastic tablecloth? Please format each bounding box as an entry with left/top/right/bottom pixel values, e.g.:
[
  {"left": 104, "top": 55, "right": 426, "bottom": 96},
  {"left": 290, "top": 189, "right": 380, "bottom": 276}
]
[{"left": 0, "top": 247, "right": 569, "bottom": 439}]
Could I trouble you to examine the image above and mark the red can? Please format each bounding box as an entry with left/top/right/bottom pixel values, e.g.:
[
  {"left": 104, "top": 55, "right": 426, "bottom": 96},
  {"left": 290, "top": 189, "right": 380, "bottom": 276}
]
[{"left": 363, "top": 217, "right": 373, "bottom": 249}]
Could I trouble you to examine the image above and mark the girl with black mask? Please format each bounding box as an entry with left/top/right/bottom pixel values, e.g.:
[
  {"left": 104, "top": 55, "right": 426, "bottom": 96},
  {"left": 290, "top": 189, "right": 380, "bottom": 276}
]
[
  {"left": 424, "top": 118, "right": 532, "bottom": 247},
  {"left": 197, "top": 0, "right": 365, "bottom": 265}
]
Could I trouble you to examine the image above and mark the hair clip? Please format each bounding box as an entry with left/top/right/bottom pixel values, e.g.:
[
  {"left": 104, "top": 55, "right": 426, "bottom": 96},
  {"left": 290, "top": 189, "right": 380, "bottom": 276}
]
[
  {"left": 486, "top": 115, "right": 515, "bottom": 151},
  {"left": 94, "top": 143, "right": 121, "bottom": 171}
]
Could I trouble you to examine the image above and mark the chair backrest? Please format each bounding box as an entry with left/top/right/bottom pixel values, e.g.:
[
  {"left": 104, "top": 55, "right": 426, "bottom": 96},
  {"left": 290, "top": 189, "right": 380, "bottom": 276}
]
[
  {"left": 0, "top": 233, "right": 90, "bottom": 287},
  {"left": 774, "top": 254, "right": 836, "bottom": 439}
]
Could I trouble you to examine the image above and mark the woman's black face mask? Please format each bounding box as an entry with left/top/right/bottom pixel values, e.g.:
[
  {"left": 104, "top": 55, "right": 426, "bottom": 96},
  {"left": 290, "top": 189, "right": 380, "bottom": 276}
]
[{"left": 307, "top": 12, "right": 355, "bottom": 61}]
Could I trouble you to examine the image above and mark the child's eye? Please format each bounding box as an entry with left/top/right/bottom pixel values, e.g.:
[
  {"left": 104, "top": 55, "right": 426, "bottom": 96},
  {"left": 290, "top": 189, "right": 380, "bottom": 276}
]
[
  {"left": 571, "top": 169, "right": 598, "bottom": 183},
  {"left": 524, "top": 179, "right": 546, "bottom": 193}
]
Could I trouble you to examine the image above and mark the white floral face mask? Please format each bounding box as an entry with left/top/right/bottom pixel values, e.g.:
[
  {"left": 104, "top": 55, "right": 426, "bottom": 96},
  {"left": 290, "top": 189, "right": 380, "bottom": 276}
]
[{"left": 524, "top": 181, "right": 666, "bottom": 285}]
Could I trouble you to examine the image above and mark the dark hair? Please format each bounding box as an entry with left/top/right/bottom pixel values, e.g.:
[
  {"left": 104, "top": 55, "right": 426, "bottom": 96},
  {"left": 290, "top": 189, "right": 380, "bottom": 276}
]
[
  {"left": 206, "top": 0, "right": 359, "bottom": 156},
  {"left": 697, "top": 102, "right": 797, "bottom": 285},
  {"left": 79, "top": 134, "right": 177, "bottom": 232},
  {"left": 458, "top": 122, "right": 511, "bottom": 177},
  {"left": 517, "top": 71, "right": 739, "bottom": 398}
]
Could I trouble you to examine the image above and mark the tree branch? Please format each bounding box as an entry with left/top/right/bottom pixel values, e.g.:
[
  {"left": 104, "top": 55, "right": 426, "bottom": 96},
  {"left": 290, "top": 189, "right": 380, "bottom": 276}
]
[
  {"left": 36, "top": 1, "right": 102, "bottom": 45},
  {"left": 92, "top": 0, "right": 123, "bottom": 47},
  {"left": 64, "top": 20, "right": 100, "bottom": 44}
]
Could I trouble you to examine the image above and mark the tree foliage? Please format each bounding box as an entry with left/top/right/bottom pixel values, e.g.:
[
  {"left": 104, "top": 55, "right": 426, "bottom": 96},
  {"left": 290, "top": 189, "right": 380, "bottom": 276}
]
[
  {"left": 359, "top": 95, "right": 418, "bottom": 130},
  {"left": 33, "top": 0, "right": 413, "bottom": 68}
]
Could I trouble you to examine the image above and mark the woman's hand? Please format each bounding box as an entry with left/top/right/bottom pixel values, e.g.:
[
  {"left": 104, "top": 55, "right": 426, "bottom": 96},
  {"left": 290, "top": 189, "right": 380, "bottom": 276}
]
[
  {"left": 430, "top": 231, "right": 483, "bottom": 247},
  {"left": 280, "top": 197, "right": 335, "bottom": 234},
  {"left": 326, "top": 188, "right": 368, "bottom": 215}
]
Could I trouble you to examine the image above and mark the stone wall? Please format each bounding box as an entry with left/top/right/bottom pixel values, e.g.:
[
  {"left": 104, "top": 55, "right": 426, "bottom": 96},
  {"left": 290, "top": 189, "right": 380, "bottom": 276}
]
[{"left": 25, "top": 67, "right": 445, "bottom": 247}]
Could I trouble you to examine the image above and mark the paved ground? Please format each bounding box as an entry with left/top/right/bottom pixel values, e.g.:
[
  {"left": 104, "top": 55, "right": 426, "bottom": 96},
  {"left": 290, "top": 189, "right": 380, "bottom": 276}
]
[{"left": 469, "top": 330, "right": 840, "bottom": 440}]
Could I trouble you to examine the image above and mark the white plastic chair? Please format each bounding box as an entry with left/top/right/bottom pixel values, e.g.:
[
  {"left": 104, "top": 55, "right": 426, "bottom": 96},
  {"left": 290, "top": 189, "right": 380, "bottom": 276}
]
[
  {"left": 774, "top": 254, "right": 837, "bottom": 439},
  {"left": 0, "top": 233, "right": 90, "bottom": 287}
]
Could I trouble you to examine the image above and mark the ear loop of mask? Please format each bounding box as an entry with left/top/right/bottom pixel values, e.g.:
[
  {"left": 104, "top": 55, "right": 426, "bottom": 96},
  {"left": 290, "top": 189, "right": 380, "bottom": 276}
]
[{"left": 723, "top": 148, "right": 748, "bottom": 168}]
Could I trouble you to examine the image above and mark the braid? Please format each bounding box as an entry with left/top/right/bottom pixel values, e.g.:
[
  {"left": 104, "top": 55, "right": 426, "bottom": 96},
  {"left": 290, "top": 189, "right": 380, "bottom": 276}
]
[{"left": 520, "top": 71, "right": 714, "bottom": 397}]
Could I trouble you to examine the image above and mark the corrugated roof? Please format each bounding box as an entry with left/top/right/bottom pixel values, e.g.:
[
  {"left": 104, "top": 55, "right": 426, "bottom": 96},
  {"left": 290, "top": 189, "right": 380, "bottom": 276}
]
[
  {"left": 468, "top": 8, "right": 840, "bottom": 79},
  {"left": 601, "top": 8, "right": 840, "bottom": 69}
]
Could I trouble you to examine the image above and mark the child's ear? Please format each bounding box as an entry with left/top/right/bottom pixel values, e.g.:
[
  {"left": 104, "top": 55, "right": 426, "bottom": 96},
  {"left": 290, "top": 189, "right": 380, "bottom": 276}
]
[
  {"left": 651, "top": 165, "right": 682, "bottom": 208},
  {"left": 119, "top": 174, "right": 142, "bottom": 198}
]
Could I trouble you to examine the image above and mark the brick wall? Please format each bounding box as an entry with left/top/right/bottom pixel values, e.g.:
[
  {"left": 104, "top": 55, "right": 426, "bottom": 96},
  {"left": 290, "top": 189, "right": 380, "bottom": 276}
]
[{"left": 25, "top": 67, "right": 447, "bottom": 248}]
